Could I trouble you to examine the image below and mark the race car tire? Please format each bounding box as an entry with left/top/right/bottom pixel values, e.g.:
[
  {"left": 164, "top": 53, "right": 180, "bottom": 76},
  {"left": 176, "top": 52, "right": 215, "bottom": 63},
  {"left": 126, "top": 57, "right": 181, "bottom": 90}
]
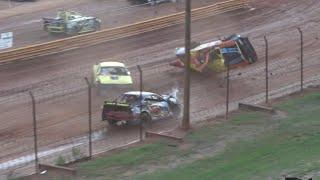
[
  {"left": 171, "top": 105, "right": 181, "bottom": 117},
  {"left": 107, "top": 119, "right": 117, "bottom": 127},
  {"left": 68, "top": 26, "right": 79, "bottom": 36},
  {"left": 102, "top": 111, "right": 106, "bottom": 121},
  {"left": 93, "top": 21, "right": 101, "bottom": 31},
  {"left": 141, "top": 112, "right": 152, "bottom": 128}
]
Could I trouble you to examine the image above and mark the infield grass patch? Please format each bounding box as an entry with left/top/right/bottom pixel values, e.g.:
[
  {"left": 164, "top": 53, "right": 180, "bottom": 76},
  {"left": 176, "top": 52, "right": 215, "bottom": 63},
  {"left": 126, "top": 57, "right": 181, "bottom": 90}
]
[{"left": 77, "top": 92, "right": 320, "bottom": 180}]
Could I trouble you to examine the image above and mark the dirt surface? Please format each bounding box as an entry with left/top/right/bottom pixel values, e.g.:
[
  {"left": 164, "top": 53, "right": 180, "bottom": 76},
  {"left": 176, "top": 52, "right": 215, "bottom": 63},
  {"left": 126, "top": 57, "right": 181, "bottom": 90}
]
[
  {"left": 0, "top": 0, "right": 224, "bottom": 49},
  {"left": 1, "top": 0, "right": 320, "bottom": 176}
]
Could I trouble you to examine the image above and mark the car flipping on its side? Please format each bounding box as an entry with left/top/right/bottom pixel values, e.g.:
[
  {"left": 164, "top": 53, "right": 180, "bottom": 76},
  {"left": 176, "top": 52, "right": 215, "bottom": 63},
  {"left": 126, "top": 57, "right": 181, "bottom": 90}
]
[
  {"left": 170, "top": 34, "right": 258, "bottom": 73},
  {"left": 92, "top": 62, "right": 133, "bottom": 96},
  {"left": 102, "top": 91, "right": 181, "bottom": 127}
]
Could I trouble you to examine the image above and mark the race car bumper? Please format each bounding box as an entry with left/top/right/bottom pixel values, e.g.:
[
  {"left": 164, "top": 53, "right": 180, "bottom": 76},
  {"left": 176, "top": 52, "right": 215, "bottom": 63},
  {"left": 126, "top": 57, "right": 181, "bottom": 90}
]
[
  {"left": 103, "top": 111, "right": 139, "bottom": 126},
  {"left": 97, "top": 84, "right": 134, "bottom": 91},
  {"left": 47, "top": 27, "right": 65, "bottom": 33}
]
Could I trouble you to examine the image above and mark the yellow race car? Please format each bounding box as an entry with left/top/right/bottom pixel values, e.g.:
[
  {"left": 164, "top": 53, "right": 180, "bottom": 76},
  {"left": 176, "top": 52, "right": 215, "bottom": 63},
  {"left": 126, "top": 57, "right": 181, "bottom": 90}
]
[{"left": 93, "top": 62, "right": 133, "bottom": 96}]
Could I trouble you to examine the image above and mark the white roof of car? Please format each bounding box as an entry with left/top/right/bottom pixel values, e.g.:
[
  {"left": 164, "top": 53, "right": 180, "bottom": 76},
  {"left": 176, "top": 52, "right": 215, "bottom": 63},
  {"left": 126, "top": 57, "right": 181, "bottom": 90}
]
[
  {"left": 99, "top": 62, "right": 125, "bottom": 67},
  {"left": 193, "top": 40, "right": 222, "bottom": 51},
  {"left": 70, "top": 16, "right": 95, "bottom": 22},
  {"left": 175, "top": 40, "right": 222, "bottom": 55},
  {"left": 124, "top": 91, "right": 156, "bottom": 96}
]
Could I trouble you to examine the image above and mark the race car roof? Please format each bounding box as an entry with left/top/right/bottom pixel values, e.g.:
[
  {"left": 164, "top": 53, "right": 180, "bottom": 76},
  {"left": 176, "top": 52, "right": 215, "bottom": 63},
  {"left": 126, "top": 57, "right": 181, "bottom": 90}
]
[
  {"left": 193, "top": 40, "right": 222, "bottom": 51},
  {"left": 175, "top": 40, "right": 222, "bottom": 55},
  {"left": 99, "top": 61, "right": 125, "bottom": 67},
  {"left": 124, "top": 91, "right": 156, "bottom": 96}
]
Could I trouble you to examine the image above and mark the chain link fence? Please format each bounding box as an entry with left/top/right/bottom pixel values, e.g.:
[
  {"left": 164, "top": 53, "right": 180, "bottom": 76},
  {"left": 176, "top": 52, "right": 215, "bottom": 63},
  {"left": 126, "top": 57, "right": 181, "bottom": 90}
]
[{"left": 0, "top": 24, "right": 320, "bottom": 179}]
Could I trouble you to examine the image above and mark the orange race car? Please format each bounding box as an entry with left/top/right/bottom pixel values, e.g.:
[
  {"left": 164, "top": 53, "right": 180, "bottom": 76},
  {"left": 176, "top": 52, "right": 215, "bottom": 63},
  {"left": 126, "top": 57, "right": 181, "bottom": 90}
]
[{"left": 170, "top": 35, "right": 258, "bottom": 73}]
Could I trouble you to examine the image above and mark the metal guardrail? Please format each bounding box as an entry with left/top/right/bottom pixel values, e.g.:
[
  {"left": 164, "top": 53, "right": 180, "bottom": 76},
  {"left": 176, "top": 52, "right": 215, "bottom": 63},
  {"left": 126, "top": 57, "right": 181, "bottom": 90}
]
[{"left": 0, "top": 0, "right": 249, "bottom": 63}]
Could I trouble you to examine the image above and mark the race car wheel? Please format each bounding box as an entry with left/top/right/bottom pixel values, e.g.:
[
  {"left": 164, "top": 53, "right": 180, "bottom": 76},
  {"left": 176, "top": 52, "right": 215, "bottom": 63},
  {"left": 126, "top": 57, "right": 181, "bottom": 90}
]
[
  {"left": 102, "top": 111, "right": 106, "bottom": 121},
  {"left": 107, "top": 119, "right": 117, "bottom": 127},
  {"left": 171, "top": 105, "right": 181, "bottom": 117},
  {"left": 94, "top": 21, "right": 101, "bottom": 31},
  {"left": 68, "top": 26, "right": 79, "bottom": 36},
  {"left": 141, "top": 112, "right": 152, "bottom": 127}
]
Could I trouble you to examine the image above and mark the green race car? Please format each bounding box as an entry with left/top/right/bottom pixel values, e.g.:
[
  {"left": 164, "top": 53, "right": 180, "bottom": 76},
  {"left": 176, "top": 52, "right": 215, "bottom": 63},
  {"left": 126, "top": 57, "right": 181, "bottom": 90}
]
[{"left": 93, "top": 62, "right": 133, "bottom": 96}]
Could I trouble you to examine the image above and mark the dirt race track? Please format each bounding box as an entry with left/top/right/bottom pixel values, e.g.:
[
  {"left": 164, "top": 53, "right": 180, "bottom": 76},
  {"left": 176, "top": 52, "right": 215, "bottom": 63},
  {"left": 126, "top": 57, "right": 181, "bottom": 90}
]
[
  {"left": 1, "top": 0, "right": 320, "bottom": 176},
  {"left": 0, "top": 0, "right": 224, "bottom": 49}
]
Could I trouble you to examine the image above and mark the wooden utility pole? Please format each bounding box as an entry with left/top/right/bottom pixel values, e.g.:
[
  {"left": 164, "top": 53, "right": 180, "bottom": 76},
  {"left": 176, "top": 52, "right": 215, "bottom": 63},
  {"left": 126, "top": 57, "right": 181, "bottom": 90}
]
[{"left": 182, "top": 0, "right": 191, "bottom": 130}]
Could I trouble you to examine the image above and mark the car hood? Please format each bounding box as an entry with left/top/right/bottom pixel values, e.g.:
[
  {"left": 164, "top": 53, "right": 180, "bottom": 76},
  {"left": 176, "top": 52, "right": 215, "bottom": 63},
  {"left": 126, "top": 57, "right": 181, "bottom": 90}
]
[{"left": 97, "top": 75, "right": 132, "bottom": 85}]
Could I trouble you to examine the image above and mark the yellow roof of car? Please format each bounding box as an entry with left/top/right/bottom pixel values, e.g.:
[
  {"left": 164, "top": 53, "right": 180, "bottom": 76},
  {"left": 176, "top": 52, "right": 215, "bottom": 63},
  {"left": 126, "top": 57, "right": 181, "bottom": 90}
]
[{"left": 99, "top": 61, "right": 125, "bottom": 67}]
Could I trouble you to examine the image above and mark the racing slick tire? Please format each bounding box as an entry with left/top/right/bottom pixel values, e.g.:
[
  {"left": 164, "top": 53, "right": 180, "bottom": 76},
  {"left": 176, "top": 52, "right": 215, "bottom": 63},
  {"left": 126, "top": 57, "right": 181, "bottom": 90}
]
[
  {"left": 141, "top": 112, "right": 152, "bottom": 128},
  {"left": 68, "top": 26, "right": 80, "bottom": 36},
  {"left": 107, "top": 119, "right": 117, "bottom": 126},
  {"left": 171, "top": 104, "right": 181, "bottom": 118},
  {"left": 107, "top": 120, "right": 118, "bottom": 131},
  {"left": 102, "top": 108, "right": 117, "bottom": 129},
  {"left": 93, "top": 21, "right": 101, "bottom": 31}
]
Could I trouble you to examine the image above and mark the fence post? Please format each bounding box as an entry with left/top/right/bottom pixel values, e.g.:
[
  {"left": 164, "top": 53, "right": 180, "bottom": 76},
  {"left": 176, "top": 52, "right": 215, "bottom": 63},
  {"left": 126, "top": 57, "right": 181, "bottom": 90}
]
[
  {"left": 264, "top": 35, "right": 269, "bottom": 104},
  {"left": 226, "top": 61, "right": 230, "bottom": 120},
  {"left": 29, "top": 91, "right": 39, "bottom": 174},
  {"left": 84, "top": 77, "right": 92, "bottom": 159},
  {"left": 297, "top": 28, "right": 304, "bottom": 92},
  {"left": 137, "top": 65, "right": 144, "bottom": 141}
]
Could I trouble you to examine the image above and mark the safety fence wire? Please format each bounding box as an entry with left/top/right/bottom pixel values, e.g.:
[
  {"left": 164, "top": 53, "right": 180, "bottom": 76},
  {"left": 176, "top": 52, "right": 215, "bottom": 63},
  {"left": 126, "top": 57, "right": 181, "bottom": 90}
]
[
  {"left": 35, "top": 86, "right": 89, "bottom": 166},
  {"left": 2, "top": 10, "right": 320, "bottom": 177},
  {"left": 0, "top": 92, "right": 36, "bottom": 178}
]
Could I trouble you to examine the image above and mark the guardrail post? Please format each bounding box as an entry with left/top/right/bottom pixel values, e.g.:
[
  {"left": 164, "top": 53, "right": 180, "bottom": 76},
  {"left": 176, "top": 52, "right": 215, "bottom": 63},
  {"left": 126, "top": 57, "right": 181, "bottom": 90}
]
[
  {"left": 29, "top": 91, "right": 39, "bottom": 174},
  {"left": 182, "top": 0, "right": 191, "bottom": 130},
  {"left": 297, "top": 27, "right": 304, "bottom": 92},
  {"left": 84, "top": 77, "right": 92, "bottom": 159},
  {"left": 137, "top": 65, "right": 144, "bottom": 141},
  {"left": 264, "top": 35, "right": 269, "bottom": 104}
]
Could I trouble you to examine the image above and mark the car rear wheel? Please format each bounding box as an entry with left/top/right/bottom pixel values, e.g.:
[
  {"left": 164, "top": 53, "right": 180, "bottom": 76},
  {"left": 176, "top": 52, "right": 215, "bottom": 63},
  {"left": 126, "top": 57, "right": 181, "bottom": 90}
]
[
  {"left": 68, "top": 26, "right": 80, "bottom": 36},
  {"left": 171, "top": 105, "right": 181, "bottom": 117},
  {"left": 93, "top": 21, "right": 101, "bottom": 31},
  {"left": 107, "top": 119, "right": 118, "bottom": 131},
  {"left": 141, "top": 112, "right": 152, "bottom": 128}
]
